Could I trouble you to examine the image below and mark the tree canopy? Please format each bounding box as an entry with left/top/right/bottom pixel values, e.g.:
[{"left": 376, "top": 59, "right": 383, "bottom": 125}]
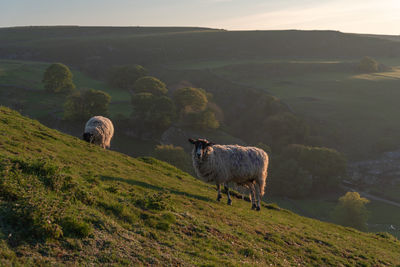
[
  {"left": 332, "top": 192, "right": 370, "bottom": 231},
  {"left": 108, "top": 64, "right": 147, "bottom": 90},
  {"left": 42, "top": 63, "right": 75, "bottom": 93},
  {"left": 64, "top": 89, "right": 111, "bottom": 121},
  {"left": 173, "top": 87, "right": 208, "bottom": 113},
  {"left": 133, "top": 76, "right": 168, "bottom": 96}
]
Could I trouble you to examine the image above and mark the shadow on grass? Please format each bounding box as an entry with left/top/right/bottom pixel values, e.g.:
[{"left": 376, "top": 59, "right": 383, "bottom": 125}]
[{"left": 100, "top": 175, "right": 211, "bottom": 202}]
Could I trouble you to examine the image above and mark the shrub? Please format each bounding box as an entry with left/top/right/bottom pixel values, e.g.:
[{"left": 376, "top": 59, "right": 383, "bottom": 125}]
[
  {"left": 332, "top": 192, "right": 369, "bottom": 231},
  {"left": 358, "top": 56, "right": 379, "bottom": 73},
  {"left": 60, "top": 216, "right": 92, "bottom": 238}
]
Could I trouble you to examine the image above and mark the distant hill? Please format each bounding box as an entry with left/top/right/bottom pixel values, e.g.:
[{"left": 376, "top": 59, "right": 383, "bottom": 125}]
[
  {"left": 0, "top": 107, "right": 399, "bottom": 265},
  {"left": 1, "top": 27, "right": 400, "bottom": 71}
]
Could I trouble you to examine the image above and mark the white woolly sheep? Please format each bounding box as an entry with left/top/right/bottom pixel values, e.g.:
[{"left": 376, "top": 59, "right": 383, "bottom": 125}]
[
  {"left": 83, "top": 116, "right": 114, "bottom": 149},
  {"left": 188, "top": 138, "right": 269, "bottom": 211}
]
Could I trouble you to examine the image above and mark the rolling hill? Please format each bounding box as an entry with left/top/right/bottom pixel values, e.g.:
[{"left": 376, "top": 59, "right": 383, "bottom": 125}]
[{"left": 0, "top": 106, "right": 399, "bottom": 265}]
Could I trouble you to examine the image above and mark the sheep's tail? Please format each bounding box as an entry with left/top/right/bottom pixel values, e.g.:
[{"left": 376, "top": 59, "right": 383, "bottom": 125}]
[{"left": 258, "top": 162, "right": 268, "bottom": 197}]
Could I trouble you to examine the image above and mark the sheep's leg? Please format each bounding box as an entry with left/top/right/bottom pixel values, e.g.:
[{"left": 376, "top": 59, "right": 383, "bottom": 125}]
[
  {"left": 255, "top": 183, "right": 261, "bottom": 211},
  {"left": 249, "top": 183, "right": 257, "bottom": 210},
  {"left": 216, "top": 183, "right": 222, "bottom": 202},
  {"left": 225, "top": 184, "right": 232, "bottom": 205}
]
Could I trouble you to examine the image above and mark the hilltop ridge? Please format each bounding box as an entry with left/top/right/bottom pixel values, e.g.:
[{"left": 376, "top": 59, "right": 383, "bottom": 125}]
[{"left": 0, "top": 106, "right": 399, "bottom": 265}]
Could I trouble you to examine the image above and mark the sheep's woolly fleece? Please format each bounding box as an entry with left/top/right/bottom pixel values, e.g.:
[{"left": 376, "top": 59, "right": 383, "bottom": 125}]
[
  {"left": 192, "top": 144, "right": 268, "bottom": 196},
  {"left": 84, "top": 116, "right": 114, "bottom": 149}
]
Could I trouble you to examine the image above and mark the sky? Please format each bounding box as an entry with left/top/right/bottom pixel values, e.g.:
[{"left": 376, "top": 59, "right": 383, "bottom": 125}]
[{"left": 0, "top": 0, "right": 399, "bottom": 35}]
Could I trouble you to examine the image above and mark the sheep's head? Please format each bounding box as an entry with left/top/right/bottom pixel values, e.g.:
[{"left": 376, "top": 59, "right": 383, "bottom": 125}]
[
  {"left": 83, "top": 132, "right": 94, "bottom": 143},
  {"left": 188, "top": 138, "right": 215, "bottom": 160}
]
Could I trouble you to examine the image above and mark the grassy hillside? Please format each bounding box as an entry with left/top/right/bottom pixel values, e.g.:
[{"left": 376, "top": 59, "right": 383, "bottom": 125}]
[{"left": 0, "top": 107, "right": 400, "bottom": 266}]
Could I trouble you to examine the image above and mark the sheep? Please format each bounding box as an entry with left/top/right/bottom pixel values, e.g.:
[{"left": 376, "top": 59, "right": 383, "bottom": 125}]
[
  {"left": 188, "top": 138, "right": 268, "bottom": 211},
  {"left": 83, "top": 116, "right": 114, "bottom": 149}
]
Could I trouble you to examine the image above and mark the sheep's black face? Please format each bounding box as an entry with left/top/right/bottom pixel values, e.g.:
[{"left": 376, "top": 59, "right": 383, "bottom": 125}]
[
  {"left": 83, "top": 133, "right": 94, "bottom": 143},
  {"left": 188, "top": 138, "right": 214, "bottom": 160}
]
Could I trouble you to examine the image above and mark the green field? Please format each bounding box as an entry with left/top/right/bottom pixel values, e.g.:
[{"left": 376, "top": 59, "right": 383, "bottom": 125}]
[
  {"left": 0, "top": 106, "right": 399, "bottom": 265},
  {"left": 0, "top": 59, "right": 132, "bottom": 117}
]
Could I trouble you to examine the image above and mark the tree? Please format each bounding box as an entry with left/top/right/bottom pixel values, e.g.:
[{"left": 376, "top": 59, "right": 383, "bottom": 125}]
[
  {"left": 42, "top": 63, "right": 75, "bottom": 93},
  {"left": 358, "top": 56, "right": 379, "bottom": 73},
  {"left": 153, "top": 145, "right": 193, "bottom": 174},
  {"left": 64, "top": 89, "right": 111, "bottom": 121},
  {"left": 133, "top": 76, "right": 167, "bottom": 96},
  {"left": 131, "top": 93, "right": 176, "bottom": 132},
  {"left": 332, "top": 192, "right": 369, "bottom": 231},
  {"left": 173, "top": 87, "right": 219, "bottom": 130},
  {"left": 108, "top": 64, "right": 147, "bottom": 90},
  {"left": 269, "top": 159, "right": 313, "bottom": 198},
  {"left": 173, "top": 87, "right": 208, "bottom": 113}
]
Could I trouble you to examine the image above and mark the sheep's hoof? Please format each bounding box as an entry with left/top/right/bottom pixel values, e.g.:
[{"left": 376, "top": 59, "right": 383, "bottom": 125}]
[
  {"left": 217, "top": 195, "right": 222, "bottom": 202},
  {"left": 251, "top": 204, "right": 257, "bottom": 210},
  {"left": 256, "top": 206, "right": 261, "bottom": 211},
  {"left": 227, "top": 199, "right": 232, "bottom": 205}
]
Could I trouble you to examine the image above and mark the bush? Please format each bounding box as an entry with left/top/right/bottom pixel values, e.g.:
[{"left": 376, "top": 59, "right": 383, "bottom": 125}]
[
  {"left": 332, "top": 192, "right": 369, "bottom": 231},
  {"left": 358, "top": 56, "right": 379, "bottom": 73},
  {"left": 60, "top": 216, "right": 92, "bottom": 238}
]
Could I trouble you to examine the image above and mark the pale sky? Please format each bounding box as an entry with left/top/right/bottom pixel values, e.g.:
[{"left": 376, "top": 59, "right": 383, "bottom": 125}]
[{"left": 0, "top": 0, "right": 399, "bottom": 35}]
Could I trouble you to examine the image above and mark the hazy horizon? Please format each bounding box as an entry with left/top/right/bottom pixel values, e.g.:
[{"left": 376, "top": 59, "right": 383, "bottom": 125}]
[{"left": 1, "top": 0, "right": 399, "bottom": 35}]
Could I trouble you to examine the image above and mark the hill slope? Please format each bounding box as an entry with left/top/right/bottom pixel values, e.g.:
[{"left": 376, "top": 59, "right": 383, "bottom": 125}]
[
  {"left": 1, "top": 27, "right": 400, "bottom": 69},
  {"left": 0, "top": 107, "right": 399, "bottom": 266}
]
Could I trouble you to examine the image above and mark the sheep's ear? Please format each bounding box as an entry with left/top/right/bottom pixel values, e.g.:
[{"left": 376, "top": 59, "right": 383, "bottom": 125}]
[
  {"left": 207, "top": 141, "right": 215, "bottom": 147},
  {"left": 188, "top": 138, "right": 195, "bottom": 144}
]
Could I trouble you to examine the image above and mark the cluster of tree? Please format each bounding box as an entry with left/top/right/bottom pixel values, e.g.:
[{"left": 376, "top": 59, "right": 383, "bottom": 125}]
[
  {"left": 332, "top": 191, "right": 369, "bottom": 231},
  {"left": 268, "top": 144, "right": 346, "bottom": 198},
  {"left": 64, "top": 89, "right": 111, "bottom": 121},
  {"left": 42, "top": 63, "right": 111, "bottom": 122},
  {"left": 130, "top": 76, "right": 176, "bottom": 136},
  {"left": 128, "top": 78, "right": 219, "bottom": 137}
]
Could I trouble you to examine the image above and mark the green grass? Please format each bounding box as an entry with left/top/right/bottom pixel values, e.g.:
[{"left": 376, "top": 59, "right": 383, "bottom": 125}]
[
  {"left": 0, "top": 59, "right": 132, "bottom": 117},
  {"left": 0, "top": 106, "right": 399, "bottom": 266}
]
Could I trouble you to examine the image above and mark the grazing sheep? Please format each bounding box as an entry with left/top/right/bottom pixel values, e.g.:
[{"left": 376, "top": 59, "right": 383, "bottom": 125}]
[
  {"left": 83, "top": 116, "right": 114, "bottom": 149},
  {"left": 188, "top": 138, "right": 268, "bottom": 211}
]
